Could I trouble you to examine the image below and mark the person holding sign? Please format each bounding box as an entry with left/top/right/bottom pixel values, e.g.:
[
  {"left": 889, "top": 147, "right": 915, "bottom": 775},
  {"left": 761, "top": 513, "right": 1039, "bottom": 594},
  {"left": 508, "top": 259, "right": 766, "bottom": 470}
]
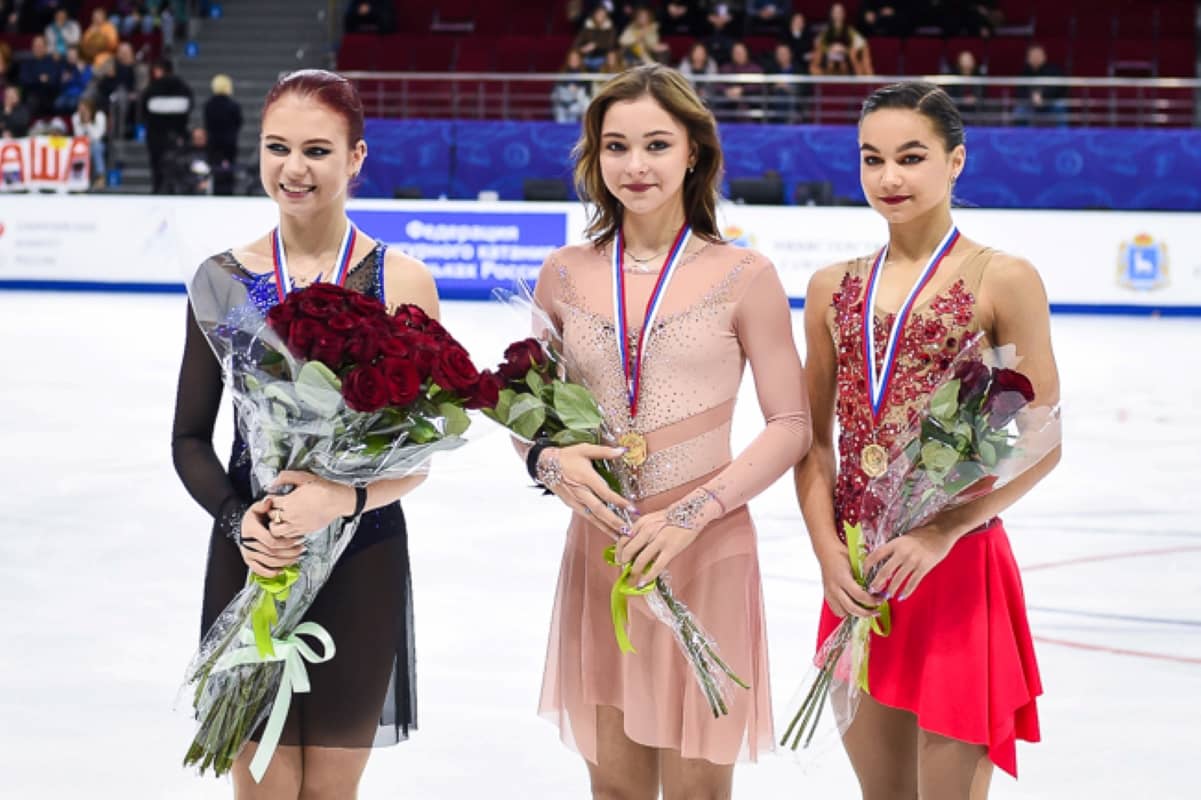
[
  {"left": 794, "top": 81, "right": 1061, "bottom": 797},
  {"left": 172, "top": 69, "right": 437, "bottom": 797},
  {"left": 525, "top": 64, "right": 812, "bottom": 797}
]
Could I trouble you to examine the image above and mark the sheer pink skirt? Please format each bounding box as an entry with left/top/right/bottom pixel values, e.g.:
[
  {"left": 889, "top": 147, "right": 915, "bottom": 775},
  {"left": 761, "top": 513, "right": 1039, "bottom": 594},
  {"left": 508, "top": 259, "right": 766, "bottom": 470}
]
[{"left": 537, "top": 479, "right": 774, "bottom": 765}]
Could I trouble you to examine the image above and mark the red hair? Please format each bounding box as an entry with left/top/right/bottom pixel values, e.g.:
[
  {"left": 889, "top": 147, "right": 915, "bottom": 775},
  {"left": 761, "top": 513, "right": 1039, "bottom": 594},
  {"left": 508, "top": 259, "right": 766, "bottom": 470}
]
[{"left": 261, "top": 69, "right": 365, "bottom": 146}]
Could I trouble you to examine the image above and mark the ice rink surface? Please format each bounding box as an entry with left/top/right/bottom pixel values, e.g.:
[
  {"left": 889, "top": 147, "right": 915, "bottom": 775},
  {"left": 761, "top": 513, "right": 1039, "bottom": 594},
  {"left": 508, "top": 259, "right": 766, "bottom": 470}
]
[{"left": 1, "top": 292, "right": 1198, "bottom": 798}]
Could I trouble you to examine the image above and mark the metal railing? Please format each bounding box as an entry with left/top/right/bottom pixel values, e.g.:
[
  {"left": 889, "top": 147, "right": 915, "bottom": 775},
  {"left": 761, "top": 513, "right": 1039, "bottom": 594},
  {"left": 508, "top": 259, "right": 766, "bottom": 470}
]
[{"left": 341, "top": 71, "right": 1201, "bottom": 128}]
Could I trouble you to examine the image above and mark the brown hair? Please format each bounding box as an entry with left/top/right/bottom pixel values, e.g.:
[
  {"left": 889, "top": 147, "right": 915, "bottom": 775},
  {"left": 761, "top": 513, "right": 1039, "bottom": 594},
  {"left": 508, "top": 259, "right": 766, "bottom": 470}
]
[{"left": 573, "top": 64, "right": 723, "bottom": 247}]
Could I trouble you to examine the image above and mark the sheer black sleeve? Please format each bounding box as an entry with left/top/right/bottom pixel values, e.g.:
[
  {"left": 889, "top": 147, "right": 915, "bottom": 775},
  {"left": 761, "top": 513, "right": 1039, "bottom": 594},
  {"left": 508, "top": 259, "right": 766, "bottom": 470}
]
[{"left": 171, "top": 302, "right": 246, "bottom": 539}]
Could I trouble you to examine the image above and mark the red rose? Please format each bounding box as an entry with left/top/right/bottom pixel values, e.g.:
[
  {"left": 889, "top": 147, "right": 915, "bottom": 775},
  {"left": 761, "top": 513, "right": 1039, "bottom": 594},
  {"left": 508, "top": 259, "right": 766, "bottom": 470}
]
[
  {"left": 392, "top": 303, "right": 431, "bottom": 330},
  {"left": 309, "top": 331, "right": 349, "bottom": 369},
  {"left": 266, "top": 301, "right": 297, "bottom": 340},
  {"left": 378, "top": 357, "right": 422, "bottom": 406},
  {"left": 498, "top": 338, "right": 547, "bottom": 382},
  {"left": 298, "top": 292, "right": 345, "bottom": 319},
  {"left": 345, "top": 331, "right": 381, "bottom": 365},
  {"left": 466, "top": 369, "right": 502, "bottom": 410},
  {"left": 342, "top": 364, "right": 392, "bottom": 412},
  {"left": 379, "top": 333, "right": 416, "bottom": 358},
  {"left": 953, "top": 359, "right": 990, "bottom": 405},
  {"left": 347, "top": 292, "right": 388, "bottom": 318},
  {"left": 327, "top": 310, "right": 362, "bottom": 333},
  {"left": 432, "top": 344, "right": 480, "bottom": 394},
  {"left": 983, "top": 368, "right": 1035, "bottom": 428},
  {"left": 287, "top": 318, "right": 326, "bottom": 357}
]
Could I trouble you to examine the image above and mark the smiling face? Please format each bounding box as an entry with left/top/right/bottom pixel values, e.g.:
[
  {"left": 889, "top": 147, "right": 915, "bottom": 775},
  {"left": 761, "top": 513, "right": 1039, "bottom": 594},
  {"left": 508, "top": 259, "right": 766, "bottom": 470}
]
[
  {"left": 858, "top": 107, "right": 964, "bottom": 224},
  {"left": 259, "top": 93, "right": 366, "bottom": 214},
  {"left": 599, "top": 94, "right": 694, "bottom": 221}
]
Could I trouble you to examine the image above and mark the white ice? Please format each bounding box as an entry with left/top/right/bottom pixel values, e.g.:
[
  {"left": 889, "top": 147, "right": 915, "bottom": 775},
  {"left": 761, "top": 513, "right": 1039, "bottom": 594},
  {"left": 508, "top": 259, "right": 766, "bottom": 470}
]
[{"left": 0, "top": 292, "right": 1198, "bottom": 798}]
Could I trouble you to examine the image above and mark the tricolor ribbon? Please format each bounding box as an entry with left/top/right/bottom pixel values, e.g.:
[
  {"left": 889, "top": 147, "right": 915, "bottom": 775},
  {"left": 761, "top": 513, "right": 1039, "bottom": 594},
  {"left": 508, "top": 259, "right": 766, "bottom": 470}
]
[
  {"left": 211, "top": 621, "right": 336, "bottom": 783},
  {"left": 863, "top": 226, "right": 959, "bottom": 422},
  {"left": 611, "top": 224, "right": 692, "bottom": 417},
  {"left": 271, "top": 221, "right": 357, "bottom": 303}
]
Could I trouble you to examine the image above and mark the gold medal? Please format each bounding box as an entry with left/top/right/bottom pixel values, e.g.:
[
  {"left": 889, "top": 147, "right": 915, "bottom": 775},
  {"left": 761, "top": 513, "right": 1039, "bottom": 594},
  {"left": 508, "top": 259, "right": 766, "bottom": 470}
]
[
  {"left": 861, "top": 442, "right": 888, "bottom": 478},
  {"left": 618, "top": 432, "right": 648, "bottom": 468}
]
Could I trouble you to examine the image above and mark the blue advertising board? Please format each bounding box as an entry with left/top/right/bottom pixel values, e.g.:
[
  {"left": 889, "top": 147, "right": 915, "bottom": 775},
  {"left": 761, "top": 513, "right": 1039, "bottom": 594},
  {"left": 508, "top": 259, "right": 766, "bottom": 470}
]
[{"left": 348, "top": 207, "right": 569, "bottom": 299}]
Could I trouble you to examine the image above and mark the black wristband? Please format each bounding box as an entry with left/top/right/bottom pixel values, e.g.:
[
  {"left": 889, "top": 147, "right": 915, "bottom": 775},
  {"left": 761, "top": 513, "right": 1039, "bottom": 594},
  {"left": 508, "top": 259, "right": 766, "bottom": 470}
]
[
  {"left": 525, "top": 438, "right": 554, "bottom": 482},
  {"left": 344, "top": 486, "right": 368, "bottom": 520}
]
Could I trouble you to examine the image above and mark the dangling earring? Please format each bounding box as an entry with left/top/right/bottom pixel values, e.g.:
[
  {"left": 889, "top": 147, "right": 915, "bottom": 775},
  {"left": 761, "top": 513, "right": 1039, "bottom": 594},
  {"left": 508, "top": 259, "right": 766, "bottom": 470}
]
[{"left": 687, "top": 164, "right": 695, "bottom": 174}]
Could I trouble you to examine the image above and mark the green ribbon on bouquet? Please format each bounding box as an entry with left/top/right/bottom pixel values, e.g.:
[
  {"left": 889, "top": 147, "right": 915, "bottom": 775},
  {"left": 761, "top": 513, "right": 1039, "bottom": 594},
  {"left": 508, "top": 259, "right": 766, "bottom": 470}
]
[
  {"left": 249, "top": 566, "right": 300, "bottom": 658},
  {"left": 843, "top": 522, "right": 892, "bottom": 693},
  {"left": 604, "top": 544, "right": 655, "bottom": 654},
  {"left": 211, "top": 621, "right": 336, "bottom": 783}
]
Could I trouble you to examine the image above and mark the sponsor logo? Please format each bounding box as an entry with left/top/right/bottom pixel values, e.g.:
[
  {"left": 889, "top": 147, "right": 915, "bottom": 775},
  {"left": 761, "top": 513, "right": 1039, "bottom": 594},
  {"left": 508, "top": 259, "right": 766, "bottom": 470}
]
[{"left": 1116, "top": 233, "right": 1169, "bottom": 291}]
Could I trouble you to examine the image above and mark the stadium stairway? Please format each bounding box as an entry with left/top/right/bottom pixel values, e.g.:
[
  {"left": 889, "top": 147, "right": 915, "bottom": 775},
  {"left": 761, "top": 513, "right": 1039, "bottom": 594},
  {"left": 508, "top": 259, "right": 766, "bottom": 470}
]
[{"left": 107, "top": 0, "right": 332, "bottom": 194}]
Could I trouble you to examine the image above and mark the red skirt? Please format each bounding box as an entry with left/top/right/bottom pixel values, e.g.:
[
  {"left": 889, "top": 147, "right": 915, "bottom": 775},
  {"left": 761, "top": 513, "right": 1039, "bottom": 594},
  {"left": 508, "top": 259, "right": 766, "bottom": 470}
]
[{"left": 816, "top": 519, "right": 1041, "bottom": 777}]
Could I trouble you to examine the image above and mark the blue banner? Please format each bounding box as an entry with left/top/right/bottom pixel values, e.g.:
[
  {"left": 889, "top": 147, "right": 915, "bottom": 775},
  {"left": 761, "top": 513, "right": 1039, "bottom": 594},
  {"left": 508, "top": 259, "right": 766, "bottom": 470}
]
[
  {"left": 348, "top": 207, "right": 568, "bottom": 299},
  {"left": 359, "top": 119, "right": 1201, "bottom": 211}
]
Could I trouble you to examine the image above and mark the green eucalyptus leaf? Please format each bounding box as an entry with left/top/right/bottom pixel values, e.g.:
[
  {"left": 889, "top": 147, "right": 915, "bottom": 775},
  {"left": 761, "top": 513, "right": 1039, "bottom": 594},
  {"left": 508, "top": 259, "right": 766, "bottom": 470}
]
[
  {"left": 930, "top": 379, "right": 961, "bottom": 423},
  {"left": 979, "top": 439, "right": 997, "bottom": 467},
  {"left": 551, "top": 428, "right": 598, "bottom": 446},
  {"left": 553, "top": 382, "right": 604, "bottom": 431},
  {"left": 438, "top": 402, "right": 471, "bottom": 437}
]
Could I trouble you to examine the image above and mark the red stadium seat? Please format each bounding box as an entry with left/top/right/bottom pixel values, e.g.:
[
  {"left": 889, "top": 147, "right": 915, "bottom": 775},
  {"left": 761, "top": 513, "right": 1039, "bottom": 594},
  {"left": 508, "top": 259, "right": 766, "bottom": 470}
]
[
  {"left": 431, "top": 0, "right": 477, "bottom": 32},
  {"left": 986, "top": 37, "right": 1030, "bottom": 76},
  {"left": 1070, "top": 38, "right": 1111, "bottom": 77},
  {"left": 1031, "top": 6, "right": 1073, "bottom": 37},
  {"left": 410, "top": 37, "right": 457, "bottom": 72},
  {"left": 338, "top": 33, "right": 384, "bottom": 71},
  {"left": 394, "top": 0, "right": 437, "bottom": 33},
  {"left": 869, "top": 37, "right": 901, "bottom": 75},
  {"left": 662, "top": 35, "right": 693, "bottom": 64},
  {"left": 903, "top": 38, "right": 944, "bottom": 76},
  {"left": 1157, "top": 2, "right": 1198, "bottom": 38},
  {"left": 1156, "top": 39, "right": 1197, "bottom": 77},
  {"left": 455, "top": 46, "right": 494, "bottom": 72},
  {"left": 495, "top": 35, "right": 537, "bottom": 72},
  {"left": 529, "top": 36, "right": 573, "bottom": 72}
]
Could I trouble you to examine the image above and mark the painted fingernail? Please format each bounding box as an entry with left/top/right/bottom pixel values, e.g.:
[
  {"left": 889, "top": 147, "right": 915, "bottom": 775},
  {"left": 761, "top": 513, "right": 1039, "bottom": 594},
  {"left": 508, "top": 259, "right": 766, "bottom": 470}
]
[
  {"left": 882, "top": 591, "right": 892, "bottom": 600},
  {"left": 898, "top": 594, "right": 908, "bottom": 602},
  {"left": 619, "top": 526, "right": 630, "bottom": 536},
  {"left": 617, "top": 447, "right": 628, "bottom": 453}
]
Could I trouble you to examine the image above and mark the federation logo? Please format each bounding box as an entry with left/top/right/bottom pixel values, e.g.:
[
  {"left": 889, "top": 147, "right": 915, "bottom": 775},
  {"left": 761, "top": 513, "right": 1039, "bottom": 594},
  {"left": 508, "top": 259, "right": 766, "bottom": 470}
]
[
  {"left": 1116, "top": 233, "right": 1169, "bottom": 291},
  {"left": 722, "top": 225, "right": 754, "bottom": 248}
]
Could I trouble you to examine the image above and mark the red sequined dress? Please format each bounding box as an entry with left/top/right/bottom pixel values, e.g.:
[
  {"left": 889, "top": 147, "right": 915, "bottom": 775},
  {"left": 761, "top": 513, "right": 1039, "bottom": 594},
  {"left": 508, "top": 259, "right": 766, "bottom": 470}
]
[{"left": 815, "top": 246, "right": 1042, "bottom": 777}]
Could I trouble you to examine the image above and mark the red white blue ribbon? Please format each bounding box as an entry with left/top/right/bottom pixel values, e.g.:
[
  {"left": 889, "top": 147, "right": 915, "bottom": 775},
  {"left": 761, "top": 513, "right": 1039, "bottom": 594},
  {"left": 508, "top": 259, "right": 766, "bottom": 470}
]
[
  {"left": 271, "top": 220, "right": 357, "bottom": 303},
  {"left": 863, "top": 226, "right": 959, "bottom": 421},
  {"left": 612, "top": 223, "right": 692, "bottom": 417}
]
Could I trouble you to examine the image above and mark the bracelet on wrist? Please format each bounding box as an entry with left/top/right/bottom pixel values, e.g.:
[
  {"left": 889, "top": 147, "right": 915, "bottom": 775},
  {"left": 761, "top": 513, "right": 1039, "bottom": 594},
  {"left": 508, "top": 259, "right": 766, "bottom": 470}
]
[{"left": 343, "top": 486, "right": 368, "bottom": 520}]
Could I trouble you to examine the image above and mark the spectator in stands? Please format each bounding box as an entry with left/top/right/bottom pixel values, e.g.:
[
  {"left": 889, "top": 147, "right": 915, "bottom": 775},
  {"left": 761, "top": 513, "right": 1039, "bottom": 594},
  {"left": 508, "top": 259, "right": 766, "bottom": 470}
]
[
  {"left": 659, "top": 0, "right": 699, "bottom": 37},
  {"left": 945, "top": 49, "right": 984, "bottom": 117},
  {"left": 1014, "top": 43, "right": 1066, "bottom": 127},
  {"left": 599, "top": 48, "right": 624, "bottom": 74},
  {"left": 678, "top": 41, "right": 717, "bottom": 102},
  {"left": 80, "top": 7, "right": 119, "bottom": 67},
  {"left": 0, "top": 84, "right": 30, "bottom": 137},
  {"left": 551, "top": 49, "right": 591, "bottom": 123},
  {"left": 54, "top": 43, "right": 89, "bottom": 112},
  {"left": 344, "top": 0, "right": 396, "bottom": 34},
  {"left": 44, "top": 7, "right": 81, "bottom": 56},
  {"left": 779, "top": 11, "right": 814, "bottom": 73},
  {"left": 619, "top": 5, "right": 670, "bottom": 65},
  {"left": 718, "top": 40, "right": 763, "bottom": 118},
  {"left": 110, "top": 1, "right": 155, "bottom": 36},
  {"left": 203, "top": 72, "right": 241, "bottom": 194},
  {"left": 766, "top": 41, "right": 802, "bottom": 121},
  {"left": 574, "top": 5, "right": 618, "bottom": 70},
  {"left": 18, "top": 34, "right": 59, "bottom": 116},
  {"left": 918, "top": 0, "right": 995, "bottom": 37},
  {"left": 702, "top": 3, "right": 737, "bottom": 65},
  {"left": 163, "top": 125, "right": 211, "bottom": 194},
  {"left": 96, "top": 40, "right": 138, "bottom": 138},
  {"left": 142, "top": 57, "right": 192, "bottom": 193},
  {"left": 71, "top": 95, "right": 106, "bottom": 186},
  {"left": 857, "top": 0, "right": 910, "bottom": 37},
  {"left": 0, "top": 42, "right": 12, "bottom": 95},
  {"left": 812, "top": 3, "right": 873, "bottom": 76},
  {"left": 747, "top": 0, "right": 790, "bottom": 35}
]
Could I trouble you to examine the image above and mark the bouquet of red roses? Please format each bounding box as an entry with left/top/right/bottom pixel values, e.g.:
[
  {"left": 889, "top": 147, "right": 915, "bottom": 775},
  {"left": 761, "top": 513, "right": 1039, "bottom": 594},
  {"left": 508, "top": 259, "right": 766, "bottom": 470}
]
[
  {"left": 181, "top": 273, "right": 489, "bottom": 781},
  {"left": 780, "top": 334, "right": 1061, "bottom": 752},
  {"left": 480, "top": 287, "right": 749, "bottom": 718}
]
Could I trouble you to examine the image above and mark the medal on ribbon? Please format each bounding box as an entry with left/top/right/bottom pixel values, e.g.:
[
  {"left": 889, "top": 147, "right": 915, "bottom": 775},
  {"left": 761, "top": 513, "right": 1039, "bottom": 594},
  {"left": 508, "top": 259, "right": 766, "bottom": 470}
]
[
  {"left": 612, "top": 223, "right": 693, "bottom": 469},
  {"left": 860, "top": 227, "right": 960, "bottom": 478},
  {"left": 271, "top": 220, "right": 357, "bottom": 303}
]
